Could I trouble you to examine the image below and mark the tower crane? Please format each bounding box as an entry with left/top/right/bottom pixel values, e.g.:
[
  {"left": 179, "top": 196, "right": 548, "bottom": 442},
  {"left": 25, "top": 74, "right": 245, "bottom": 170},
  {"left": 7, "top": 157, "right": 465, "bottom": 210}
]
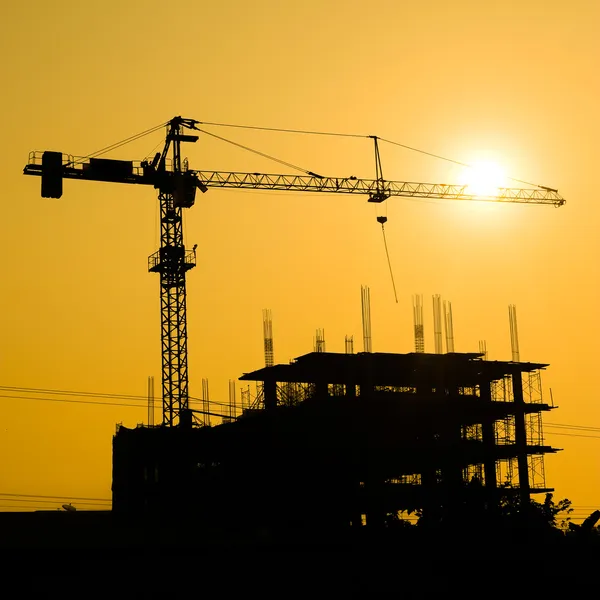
[{"left": 23, "top": 116, "right": 565, "bottom": 427}]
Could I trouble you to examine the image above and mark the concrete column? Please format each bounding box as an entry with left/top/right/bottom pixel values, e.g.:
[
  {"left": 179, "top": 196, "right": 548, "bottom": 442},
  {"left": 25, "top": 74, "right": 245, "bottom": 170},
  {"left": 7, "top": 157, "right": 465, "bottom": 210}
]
[
  {"left": 264, "top": 379, "right": 277, "bottom": 411},
  {"left": 512, "top": 371, "right": 531, "bottom": 505},
  {"left": 315, "top": 380, "right": 328, "bottom": 398},
  {"left": 479, "top": 380, "right": 498, "bottom": 501},
  {"left": 358, "top": 354, "right": 373, "bottom": 397}
]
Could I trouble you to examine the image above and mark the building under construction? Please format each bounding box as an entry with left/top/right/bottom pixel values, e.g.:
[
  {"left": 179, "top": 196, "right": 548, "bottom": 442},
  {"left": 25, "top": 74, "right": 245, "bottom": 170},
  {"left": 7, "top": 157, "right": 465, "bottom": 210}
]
[{"left": 112, "top": 350, "right": 559, "bottom": 532}]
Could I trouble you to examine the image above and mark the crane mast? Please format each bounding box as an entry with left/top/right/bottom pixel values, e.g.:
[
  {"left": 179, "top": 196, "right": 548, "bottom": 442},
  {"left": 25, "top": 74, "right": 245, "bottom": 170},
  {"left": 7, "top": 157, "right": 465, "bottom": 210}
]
[
  {"left": 22, "top": 116, "right": 566, "bottom": 427},
  {"left": 147, "top": 117, "right": 199, "bottom": 426}
]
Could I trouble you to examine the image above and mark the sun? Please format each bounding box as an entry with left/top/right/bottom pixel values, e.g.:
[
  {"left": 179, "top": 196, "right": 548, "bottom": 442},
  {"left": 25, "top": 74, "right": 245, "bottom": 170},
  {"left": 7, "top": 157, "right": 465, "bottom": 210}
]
[{"left": 458, "top": 161, "right": 507, "bottom": 197}]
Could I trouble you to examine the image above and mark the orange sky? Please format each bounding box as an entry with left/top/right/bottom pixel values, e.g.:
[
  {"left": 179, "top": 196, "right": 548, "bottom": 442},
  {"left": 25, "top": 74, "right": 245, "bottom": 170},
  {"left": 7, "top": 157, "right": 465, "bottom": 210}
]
[{"left": 0, "top": 1, "right": 598, "bottom": 517}]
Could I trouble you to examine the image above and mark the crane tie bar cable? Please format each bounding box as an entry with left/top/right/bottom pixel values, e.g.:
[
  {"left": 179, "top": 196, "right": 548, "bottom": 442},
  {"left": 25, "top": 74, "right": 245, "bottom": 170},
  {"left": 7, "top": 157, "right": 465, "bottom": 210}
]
[
  {"left": 198, "top": 121, "right": 368, "bottom": 139},
  {"left": 198, "top": 120, "right": 549, "bottom": 190},
  {"left": 376, "top": 137, "right": 540, "bottom": 189},
  {"left": 196, "top": 127, "right": 323, "bottom": 177},
  {"left": 66, "top": 121, "right": 169, "bottom": 167}
]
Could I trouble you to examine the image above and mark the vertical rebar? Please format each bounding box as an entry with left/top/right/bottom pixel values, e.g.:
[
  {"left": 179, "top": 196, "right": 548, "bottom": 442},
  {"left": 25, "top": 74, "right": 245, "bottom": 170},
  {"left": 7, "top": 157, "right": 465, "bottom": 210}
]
[
  {"left": 263, "top": 309, "right": 274, "bottom": 367},
  {"left": 433, "top": 294, "right": 443, "bottom": 354},
  {"left": 345, "top": 335, "right": 354, "bottom": 354},
  {"left": 147, "top": 375, "right": 155, "bottom": 426},
  {"left": 361, "top": 285, "right": 372, "bottom": 353},
  {"left": 478, "top": 340, "right": 488, "bottom": 360},
  {"left": 509, "top": 304, "right": 520, "bottom": 362},
  {"left": 202, "top": 378, "right": 211, "bottom": 426},
  {"left": 229, "top": 379, "right": 236, "bottom": 420},
  {"left": 314, "top": 329, "right": 326, "bottom": 352},
  {"left": 413, "top": 294, "right": 424, "bottom": 353},
  {"left": 444, "top": 300, "right": 455, "bottom": 353}
]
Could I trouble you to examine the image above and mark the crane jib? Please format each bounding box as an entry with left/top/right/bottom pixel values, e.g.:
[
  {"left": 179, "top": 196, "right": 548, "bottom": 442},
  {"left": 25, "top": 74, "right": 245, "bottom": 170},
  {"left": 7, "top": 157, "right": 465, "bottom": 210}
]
[
  {"left": 24, "top": 153, "right": 565, "bottom": 207},
  {"left": 190, "top": 171, "right": 565, "bottom": 206}
]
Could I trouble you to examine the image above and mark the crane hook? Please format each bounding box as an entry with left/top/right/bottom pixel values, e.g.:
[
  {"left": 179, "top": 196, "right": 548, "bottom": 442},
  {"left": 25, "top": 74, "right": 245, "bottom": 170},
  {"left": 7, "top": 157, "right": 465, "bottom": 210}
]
[{"left": 376, "top": 214, "right": 398, "bottom": 304}]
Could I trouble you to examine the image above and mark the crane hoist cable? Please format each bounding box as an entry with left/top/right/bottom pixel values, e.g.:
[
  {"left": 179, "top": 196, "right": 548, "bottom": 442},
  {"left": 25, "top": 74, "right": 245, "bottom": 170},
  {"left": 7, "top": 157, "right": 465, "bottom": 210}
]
[
  {"left": 377, "top": 215, "right": 398, "bottom": 304},
  {"left": 369, "top": 135, "right": 399, "bottom": 303}
]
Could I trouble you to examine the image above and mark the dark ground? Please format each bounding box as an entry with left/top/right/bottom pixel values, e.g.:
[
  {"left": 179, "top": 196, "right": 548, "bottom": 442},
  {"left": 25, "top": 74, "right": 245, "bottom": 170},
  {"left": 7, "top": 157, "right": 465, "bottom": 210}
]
[
  {"left": 2, "top": 510, "right": 599, "bottom": 557},
  {"left": 2, "top": 512, "right": 597, "bottom": 597}
]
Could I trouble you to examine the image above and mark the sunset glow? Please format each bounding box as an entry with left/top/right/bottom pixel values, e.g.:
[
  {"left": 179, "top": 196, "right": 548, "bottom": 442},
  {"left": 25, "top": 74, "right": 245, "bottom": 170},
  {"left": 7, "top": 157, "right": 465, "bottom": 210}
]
[{"left": 459, "top": 161, "right": 508, "bottom": 197}]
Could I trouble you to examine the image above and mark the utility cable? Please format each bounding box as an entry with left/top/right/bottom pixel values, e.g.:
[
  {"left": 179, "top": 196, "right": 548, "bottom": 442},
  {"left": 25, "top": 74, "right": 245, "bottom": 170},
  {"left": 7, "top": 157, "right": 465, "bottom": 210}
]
[
  {"left": 196, "top": 128, "right": 323, "bottom": 177},
  {"left": 0, "top": 492, "right": 110, "bottom": 502},
  {"left": 0, "top": 392, "right": 236, "bottom": 418},
  {"left": 6, "top": 386, "right": 600, "bottom": 425},
  {"left": 8, "top": 385, "right": 600, "bottom": 425},
  {"left": 0, "top": 497, "right": 109, "bottom": 507},
  {"left": 0, "top": 384, "right": 206, "bottom": 407},
  {"left": 0, "top": 384, "right": 240, "bottom": 412},
  {"left": 7, "top": 387, "right": 598, "bottom": 430},
  {"left": 0, "top": 393, "right": 145, "bottom": 409},
  {"left": 543, "top": 431, "right": 600, "bottom": 440},
  {"left": 0, "top": 391, "right": 239, "bottom": 419},
  {"left": 0, "top": 505, "right": 72, "bottom": 511},
  {"left": 545, "top": 422, "right": 600, "bottom": 432},
  {"left": 0, "top": 384, "right": 153, "bottom": 401}
]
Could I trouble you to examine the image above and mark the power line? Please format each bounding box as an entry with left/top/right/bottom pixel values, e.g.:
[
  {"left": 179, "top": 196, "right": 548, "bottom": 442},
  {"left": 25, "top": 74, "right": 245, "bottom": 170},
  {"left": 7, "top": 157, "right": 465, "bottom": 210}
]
[
  {"left": 6, "top": 387, "right": 597, "bottom": 433},
  {"left": 0, "top": 384, "right": 236, "bottom": 411},
  {"left": 0, "top": 384, "right": 156, "bottom": 402},
  {"left": 0, "top": 497, "right": 110, "bottom": 507},
  {"left": 544, "top": 431, "right": 600, "bottom": 440},
  {"left": 0, "top": 505, "right": 68, "bottom": 511},
  {"left": 0, "top": 392, "right": 238, "bottom": 420},
  {"left": 0, "top": 393, "right": 145, "bottom": 409},
  {"left": 0, "top": 492, "right": 110, "bottom": 502},
  {"left": 546, "top": 422, "right": 600, "bottom": 432},
  {"left": 4, "top": 389, "right": 600, "bottom": 430}
]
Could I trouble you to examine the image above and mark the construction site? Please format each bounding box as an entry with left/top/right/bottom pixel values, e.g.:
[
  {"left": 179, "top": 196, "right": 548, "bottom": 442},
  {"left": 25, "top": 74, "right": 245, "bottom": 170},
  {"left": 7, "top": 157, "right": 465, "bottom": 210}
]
[
  {"left": 17, "top": 116, "right": 575, "bottom": 546},
  {"left": 112, "top": 292, "right": 559, "bottom": 535}
]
